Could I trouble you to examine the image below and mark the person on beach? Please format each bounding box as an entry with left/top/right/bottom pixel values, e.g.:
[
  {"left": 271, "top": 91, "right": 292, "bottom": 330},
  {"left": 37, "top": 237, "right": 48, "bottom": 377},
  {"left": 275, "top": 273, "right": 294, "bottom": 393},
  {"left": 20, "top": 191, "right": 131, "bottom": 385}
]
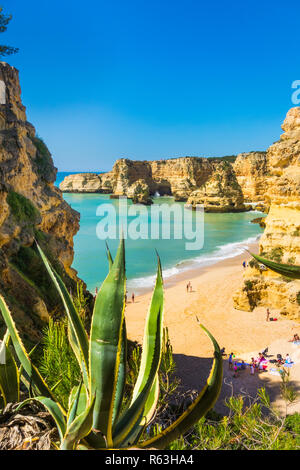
[
  {"left": 250, "top": 362, "right": 255, "bottom": 375},
  {"left": 228, "top": 353, "right": 234, "bottom": 370},
  {"left": 233, "top": 362, "right": 238, "bottom": 378},
  {"left": 131, "top": 292, "right": 135, "bottom": 303},
  {"left": 266, "top": 308, "right": 270, "bottom": 322},
  {"left": 285, "top": 354, "right": 292, "bottom": 364},
  {"left": 189, "top": 283, "right": 193, "bottom": 292},
  {"left": 289, "top": 333, "right": 300, "bottom": 342},
  {"left": 186, "top": 282, "right": 190, "bottom": 293},
  {"left": 242, "top": 261, "right": 246, "bottom": 269}
]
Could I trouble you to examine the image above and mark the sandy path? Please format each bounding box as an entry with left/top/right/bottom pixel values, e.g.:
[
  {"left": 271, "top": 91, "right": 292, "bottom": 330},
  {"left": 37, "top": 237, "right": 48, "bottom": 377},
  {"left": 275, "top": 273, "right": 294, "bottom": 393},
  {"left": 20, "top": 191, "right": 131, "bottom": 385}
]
[{"left": 125, "top": 249, "right": 300, "bottom": 415}]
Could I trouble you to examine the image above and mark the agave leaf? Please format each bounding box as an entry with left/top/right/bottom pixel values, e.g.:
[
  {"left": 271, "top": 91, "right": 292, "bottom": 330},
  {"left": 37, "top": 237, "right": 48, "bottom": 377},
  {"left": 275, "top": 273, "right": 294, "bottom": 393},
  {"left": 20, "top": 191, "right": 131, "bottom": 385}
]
[
  {"left": 119, "top": 373, "right": 160, "bottom": 448},
  {"left": 17, "top": 397, "right": 67, "bottom": 441},
  {"left": 89, "top": 238, "right": 126, "bottom": 447},
  {"left": 113, "top": 257, "right": 164, "bottom": 447},
  {"left": 0, "top": 341, "right": 19, "bottom": 406},
  {"left": 113, "top": 310, "right": 162, "bottom": 447},
  {"left": 0, "top": 295, "right": 54, "bottom": 399},
  {"left": 61, "top": 396, "right": 95, "bottom": 450},
  {"left": 106, "top": 241, "right": 114, "bottom": 270},
  {"left": 250, "top": 252, "right": 300, "bottom": 280},
  {"left": 142, "top": 373, "right": 160, "bottom": 424},
  {"left": 139, "top": 324, "right": 223, "bottom": 449},
  {"left": 112, "top": 318, "right": 127, "bottom": 428},
  {"left": 36, "top": 243, "right": 89, "bottom": 387},
  {"left": 131, "top": 255, "right": 164, "bottom": 401},
  {"left": 67, "top": 381, "right": 88, "bottom": 427}
]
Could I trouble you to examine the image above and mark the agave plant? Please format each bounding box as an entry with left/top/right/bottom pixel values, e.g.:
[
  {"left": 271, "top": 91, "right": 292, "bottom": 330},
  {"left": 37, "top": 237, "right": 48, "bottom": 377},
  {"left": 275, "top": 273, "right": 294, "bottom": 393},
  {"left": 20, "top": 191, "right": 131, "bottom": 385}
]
[
  {"left": 250, "top": 253, "right": 300, "bottom": 280},
  {"left": 0, "top": 330, "right": 19, "bottom": 408},
  {"left": 0, "top": 239, "right": 223, "bottom": 449}
]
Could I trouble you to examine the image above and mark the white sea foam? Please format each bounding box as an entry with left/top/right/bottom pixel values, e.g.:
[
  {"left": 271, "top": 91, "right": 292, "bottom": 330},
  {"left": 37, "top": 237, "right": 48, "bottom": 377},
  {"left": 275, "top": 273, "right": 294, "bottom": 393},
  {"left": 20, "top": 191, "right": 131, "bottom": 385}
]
[{"left": 127, "top": 234, "right": 261, "bottom": 292}]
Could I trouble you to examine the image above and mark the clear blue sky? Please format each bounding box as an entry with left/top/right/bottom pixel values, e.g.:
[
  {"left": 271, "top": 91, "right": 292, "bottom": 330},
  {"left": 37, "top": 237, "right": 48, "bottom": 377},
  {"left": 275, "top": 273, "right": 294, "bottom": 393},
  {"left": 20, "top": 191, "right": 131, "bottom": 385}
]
[{"left": 3, "top": 0, "right": 300, "bottom": 171}]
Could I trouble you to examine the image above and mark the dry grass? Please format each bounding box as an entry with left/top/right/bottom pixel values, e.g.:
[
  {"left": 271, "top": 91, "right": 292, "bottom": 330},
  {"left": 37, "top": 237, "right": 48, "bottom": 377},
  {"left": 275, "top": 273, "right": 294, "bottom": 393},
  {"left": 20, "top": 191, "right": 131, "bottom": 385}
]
[{"left": 0, "top": 402, "right": 58, "bottom": 450}]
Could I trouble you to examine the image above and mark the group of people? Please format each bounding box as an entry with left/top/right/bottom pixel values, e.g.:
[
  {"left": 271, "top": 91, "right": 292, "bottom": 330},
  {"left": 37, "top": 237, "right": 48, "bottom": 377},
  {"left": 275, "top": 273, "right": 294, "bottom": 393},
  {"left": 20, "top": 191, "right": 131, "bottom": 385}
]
[
  {"left": 228, "top": 353, "right": 247, "bottom": 378},
  {"left": 125, "top": 292, "right": 135, "bottom": 304},
  {"left": 95, "top": 287, "right": 136, "bottom": 304},
  {"left": 228, "top": 351, "right": 268, "bottom": 378}
]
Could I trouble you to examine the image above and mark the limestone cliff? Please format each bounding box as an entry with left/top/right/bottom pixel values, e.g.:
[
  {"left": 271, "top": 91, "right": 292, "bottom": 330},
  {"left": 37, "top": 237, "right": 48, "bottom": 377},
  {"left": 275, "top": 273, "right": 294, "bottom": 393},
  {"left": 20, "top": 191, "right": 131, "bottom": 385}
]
[
  {"left": 0, "top": 63, "right": 83, "bottom": 340},
  {"left": 233, "top": 151, "right": 268, "bottom": 202},
  {"left": 233, "top": 107, "right": 300, "bottom": 319},
  {"left": 186, "top": 161, "right": 247, "bottom": 212},
  {"left": 60, "top": 153, "right": 271, "bottom": 212}
]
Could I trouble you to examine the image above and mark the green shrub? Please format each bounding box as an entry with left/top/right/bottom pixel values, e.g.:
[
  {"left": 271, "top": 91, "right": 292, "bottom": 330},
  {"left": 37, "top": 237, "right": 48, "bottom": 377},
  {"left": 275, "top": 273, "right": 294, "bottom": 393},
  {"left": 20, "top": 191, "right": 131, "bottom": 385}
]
[
  {"left": 268, "top": 247, "right": 283, "bottom": 263},
  {"left": 10, "top": 244, "right": 64, "bottom": 311},
  {"left": 248, "top": 259, "right": 259, "bottom": 269},
  {"left": 168, "top": 389, "right": 300, "bottom": 450},
  {"left": 38, "top": 318, "right": 81, "bottom": 409},
  {"left": 30, "top": 135, "right": 54, "bottom": 181},
  {"left": 244, "top": 280, "right": 254, "bottom": 290},
  {"left": 7, "top": 191, "right": 40, "bottom": 224}
]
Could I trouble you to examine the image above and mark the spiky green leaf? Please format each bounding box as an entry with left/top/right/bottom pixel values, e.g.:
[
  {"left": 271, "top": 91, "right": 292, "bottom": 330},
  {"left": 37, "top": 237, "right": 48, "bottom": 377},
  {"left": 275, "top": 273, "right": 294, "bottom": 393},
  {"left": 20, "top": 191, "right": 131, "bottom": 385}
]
[
  {"left": 0, "top": 338, "right": 19, "bottom": 406},
  {"left": 113, "top": 256, "right": 164, "bottom": 447},
  {"left": 0, "top": 295, "right": 54, "bottom": 399},
  {"left": 61, "top": 396, "right": 95, "bottom": 450},
  {"left": 105, "top": 242, "right": 114, "bottom": 270},
  {"left": 140, "top": 324, "right": 223, "bottom": 449},
  {"left": 250, "top": 253, "right": 300, "bottom": 280},
  {"left": 89, "top": 238, "right": 126, "bottom": 447}
]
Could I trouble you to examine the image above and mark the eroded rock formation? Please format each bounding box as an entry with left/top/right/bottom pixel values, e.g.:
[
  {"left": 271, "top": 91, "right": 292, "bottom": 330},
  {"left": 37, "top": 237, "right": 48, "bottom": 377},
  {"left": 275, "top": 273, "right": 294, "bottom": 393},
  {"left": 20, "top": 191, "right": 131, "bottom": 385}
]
[
  {"left": 186, "top": 161, "right": 247, "bottom": 212},
  {"left": 0, "top": 62, "right": 84, "bottom": 340},
  {"left": 60, "top": 156, "right": 251, "bottom": 212}
]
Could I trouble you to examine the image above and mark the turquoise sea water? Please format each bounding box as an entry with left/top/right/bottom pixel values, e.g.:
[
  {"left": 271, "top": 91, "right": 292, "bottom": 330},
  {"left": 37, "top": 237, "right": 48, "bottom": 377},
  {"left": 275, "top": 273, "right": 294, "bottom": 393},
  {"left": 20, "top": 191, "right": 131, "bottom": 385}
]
[{"left": 56, "top": 172, "right": 265, "bottom": 294}]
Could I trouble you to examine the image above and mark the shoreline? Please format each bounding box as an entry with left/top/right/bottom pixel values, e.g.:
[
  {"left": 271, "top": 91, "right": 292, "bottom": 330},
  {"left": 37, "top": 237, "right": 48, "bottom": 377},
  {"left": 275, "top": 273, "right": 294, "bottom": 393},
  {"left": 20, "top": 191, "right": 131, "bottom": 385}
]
[{"left": 127, "top": 237, "right": 261, "bottom": 296}]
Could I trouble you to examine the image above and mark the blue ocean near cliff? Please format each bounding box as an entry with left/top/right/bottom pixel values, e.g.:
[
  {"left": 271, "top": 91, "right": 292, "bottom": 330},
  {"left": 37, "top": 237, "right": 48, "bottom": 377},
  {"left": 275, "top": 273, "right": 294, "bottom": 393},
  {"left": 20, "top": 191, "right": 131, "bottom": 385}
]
[{"left": 56, "top": 172, "right": 265, "bottom": 294}]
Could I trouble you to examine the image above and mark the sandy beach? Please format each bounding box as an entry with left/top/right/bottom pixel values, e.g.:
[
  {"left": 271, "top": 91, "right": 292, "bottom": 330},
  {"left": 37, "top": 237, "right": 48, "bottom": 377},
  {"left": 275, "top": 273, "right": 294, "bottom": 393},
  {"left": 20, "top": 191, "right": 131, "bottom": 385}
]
[{"left": 125, "top": 244, "right": 300, "bottom": 416}]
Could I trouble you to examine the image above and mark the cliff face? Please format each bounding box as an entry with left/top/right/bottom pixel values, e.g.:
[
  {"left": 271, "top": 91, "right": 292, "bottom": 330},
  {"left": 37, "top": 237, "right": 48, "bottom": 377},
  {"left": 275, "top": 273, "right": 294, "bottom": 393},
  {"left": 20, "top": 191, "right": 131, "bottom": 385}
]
[
  {"left": 233, "top": 107, "right": 300, "bottom": 319},
  {"left": 186, "top": 161, "right": 247, "bottom": 212},
  {"left": 233, "top": 152, "right": 268, "bottom": 202},
  {"left": 0, "top": 63, "right": 82, "bottom": 340}
]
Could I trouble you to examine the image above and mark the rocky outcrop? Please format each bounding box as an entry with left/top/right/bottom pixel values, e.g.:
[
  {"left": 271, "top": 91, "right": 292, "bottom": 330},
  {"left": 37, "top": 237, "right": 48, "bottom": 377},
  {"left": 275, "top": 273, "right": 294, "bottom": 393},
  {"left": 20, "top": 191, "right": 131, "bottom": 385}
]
[
  {"left": 60, "top": 156, "right": 218, "bottom": 203},
  {"left": 126, "top": 179, "right": 153, "bottom": 205},
  {"left": 59, "top": 173, "right": 104, "bottom": 193},
  {"left": 234, "top": 107, "right": 300, "bottom": 319},
  {"left": 0, "top": 62, "right": 85, "bottom": 340},
  {"left": 186, "top": 161, "right": 247, "bottom": 212},
  {"left": 233, "top": 152, "right": 268, "bottom": 202}
]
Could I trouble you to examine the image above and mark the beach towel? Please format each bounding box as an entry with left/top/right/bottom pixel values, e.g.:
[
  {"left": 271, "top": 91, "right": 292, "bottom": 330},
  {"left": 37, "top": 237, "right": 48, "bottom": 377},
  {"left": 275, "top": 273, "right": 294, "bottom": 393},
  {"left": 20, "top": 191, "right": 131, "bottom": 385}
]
[{"left": 269, "top": 368, "right": 281, "bottom": 376}]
